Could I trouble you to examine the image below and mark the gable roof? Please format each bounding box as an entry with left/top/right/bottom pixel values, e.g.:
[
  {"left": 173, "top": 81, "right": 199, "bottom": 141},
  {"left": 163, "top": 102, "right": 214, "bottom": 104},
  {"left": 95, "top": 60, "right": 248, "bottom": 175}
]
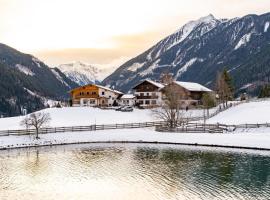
[
  {"left": 70, "top": 84, "right": 123, "bottom": 94},
  {"left": 132, "top": 79, "right": 164, "bottom": 89},
  {"left": 174, "top": 81, "right": 212, "bottom": 92},
  {"left": 95, "top": 84, "right": 123, "bottom": 94}
]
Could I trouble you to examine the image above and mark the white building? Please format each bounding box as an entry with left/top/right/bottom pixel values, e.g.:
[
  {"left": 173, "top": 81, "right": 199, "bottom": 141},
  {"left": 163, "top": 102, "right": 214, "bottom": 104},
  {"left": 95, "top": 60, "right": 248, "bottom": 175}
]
[{"left": 119, "top": 94, "right": 136, "bottom": 106}]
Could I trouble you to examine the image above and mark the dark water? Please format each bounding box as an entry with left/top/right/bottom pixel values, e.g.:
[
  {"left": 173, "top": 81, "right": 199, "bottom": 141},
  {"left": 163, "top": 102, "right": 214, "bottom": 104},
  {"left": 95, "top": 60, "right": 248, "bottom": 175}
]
[{"left": 0, "top": 144, "right": 269, "bottom": 200}]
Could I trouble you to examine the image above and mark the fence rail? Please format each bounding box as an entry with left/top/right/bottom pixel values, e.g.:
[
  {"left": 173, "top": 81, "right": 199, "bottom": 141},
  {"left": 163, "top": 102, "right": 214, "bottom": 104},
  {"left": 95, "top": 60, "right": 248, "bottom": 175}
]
[{"left": 0, "top": 121, "right": 167, "bottom": 137}]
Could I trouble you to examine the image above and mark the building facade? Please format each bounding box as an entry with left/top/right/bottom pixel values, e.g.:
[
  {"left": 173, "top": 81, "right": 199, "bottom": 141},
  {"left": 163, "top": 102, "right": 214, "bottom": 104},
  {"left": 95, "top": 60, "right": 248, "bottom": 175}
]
[
  {"left": 70, "top": 84, "right": 122, "bottom": 107},
  {"left": 132, "top": 79, "right": 164, "bottom": 108},
  {"left": 162, "top": 81, "right": 213, "bottom": 107},
  {"left": 119, "top": 94, "right": 136, "bottom": 106}
]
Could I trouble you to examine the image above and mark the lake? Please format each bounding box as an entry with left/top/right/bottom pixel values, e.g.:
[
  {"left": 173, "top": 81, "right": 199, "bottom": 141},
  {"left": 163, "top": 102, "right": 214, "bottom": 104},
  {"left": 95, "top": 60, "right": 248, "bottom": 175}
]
[{"left": 0, "top": 144, "right": 269, "bottom": 200}]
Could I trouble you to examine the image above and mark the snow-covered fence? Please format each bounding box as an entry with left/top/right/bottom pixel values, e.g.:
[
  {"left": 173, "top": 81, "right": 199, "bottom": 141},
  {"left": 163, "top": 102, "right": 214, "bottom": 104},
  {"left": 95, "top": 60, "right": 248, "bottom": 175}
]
[{"left": 0, "top": 121, "right": 167, "bottom": 137}]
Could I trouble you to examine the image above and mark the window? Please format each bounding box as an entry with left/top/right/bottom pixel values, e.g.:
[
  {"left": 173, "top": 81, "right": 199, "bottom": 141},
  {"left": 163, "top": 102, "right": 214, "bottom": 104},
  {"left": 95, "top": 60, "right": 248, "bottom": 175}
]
[
  {"left": 146, "top": 93, "right": 149, "bottom": 96},
  {"left": 140, "top": 93, "right": 143, "bottom": 96},
  {"left": 127, "top": 100, "right": 129, "bottom": 104},
  {"left": 152, "top": 92, "right": 156, "bottom": 96},
  {"left": 139, "top": 100, "right": 143, "bottom": 104},
  {"left": 109, "top": 95, "right": 111, "bottom": 98},
  {"left": 102, "top": 91, "right": 105, "bottom": 95},
  {"left": 90, "top": 100, "right": 95, "bottom": 104},
  {"left": 87, "top": 92, "right": 89, "bottom": 95},
  {"left": 145, "top": 100, "right": 150, "bottom": 105},
  {"left": 92, "top": 92, "right": 97, "bottom": 95},
  {"left": 82, "top": 92, "right": 84, "bottom": 95},
  {"left": 151, "top": 100, "right": 156, "bottom": 105}
]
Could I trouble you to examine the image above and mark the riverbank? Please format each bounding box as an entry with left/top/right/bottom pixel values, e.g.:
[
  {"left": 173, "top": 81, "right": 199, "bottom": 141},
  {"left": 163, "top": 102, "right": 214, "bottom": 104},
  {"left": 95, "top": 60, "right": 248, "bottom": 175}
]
[{"left": 1, "top": 127, "right": 270, "bottom": 150}]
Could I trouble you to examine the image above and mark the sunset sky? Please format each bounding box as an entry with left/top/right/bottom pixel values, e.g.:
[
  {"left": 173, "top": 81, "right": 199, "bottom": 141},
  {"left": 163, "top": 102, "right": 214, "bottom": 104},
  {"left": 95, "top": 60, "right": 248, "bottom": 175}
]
[{"left": 0, "top": 0, "right": 270, "bottom": 68}]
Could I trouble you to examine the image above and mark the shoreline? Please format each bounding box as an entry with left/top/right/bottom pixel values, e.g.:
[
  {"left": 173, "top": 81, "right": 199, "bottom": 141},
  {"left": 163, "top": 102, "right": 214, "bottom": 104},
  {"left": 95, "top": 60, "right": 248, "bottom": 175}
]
[
  {"left": 1, "top": 128, "right": 270, "bottom": 151},
  {"left": 1, "top": 140, "right": 270, "bottom": 151}
]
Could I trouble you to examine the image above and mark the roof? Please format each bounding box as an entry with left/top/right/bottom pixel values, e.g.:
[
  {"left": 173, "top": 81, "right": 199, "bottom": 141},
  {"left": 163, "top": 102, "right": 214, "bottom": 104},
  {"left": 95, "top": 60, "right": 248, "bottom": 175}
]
[
  {"left": 174, "top": 81, "right": 212, "bottom": 92},
  {"left": 96, "top": 84, "right": 123, "bottom": 94},
  {"left": 121, "top": 94, "right": 136, "bottom": 99},
  {"left": 70, "top": 84, "right": 123, "bottom": 94},
  {"left": 132, "top": 79, "right": 164, "bottom": 89}
]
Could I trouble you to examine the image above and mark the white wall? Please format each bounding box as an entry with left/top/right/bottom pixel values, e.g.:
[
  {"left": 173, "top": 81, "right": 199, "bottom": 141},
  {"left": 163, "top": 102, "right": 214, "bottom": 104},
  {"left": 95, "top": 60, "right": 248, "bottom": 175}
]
[{"left": 98, "top": 88, "right": 118, "bottom": 106}]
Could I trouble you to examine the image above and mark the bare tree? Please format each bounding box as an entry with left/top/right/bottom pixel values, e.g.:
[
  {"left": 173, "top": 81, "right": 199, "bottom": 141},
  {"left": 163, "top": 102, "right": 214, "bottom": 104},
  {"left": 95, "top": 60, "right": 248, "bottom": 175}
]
[
  {"left": 216, "top": 71, "right": 232, "bottom": 108},
  {"left": 20, "top": 112, "right": 51, "bottom": 139},
  {"left": 202, "top": 93, "right": 216, "bottom": 123},
  {"left": 153, "top": 83, "right": 186, "bottom": 128}
]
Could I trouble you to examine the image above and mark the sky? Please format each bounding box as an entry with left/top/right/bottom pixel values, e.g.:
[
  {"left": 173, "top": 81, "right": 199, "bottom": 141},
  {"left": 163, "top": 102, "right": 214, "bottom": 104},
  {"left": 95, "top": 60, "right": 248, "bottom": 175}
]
[{"left": 0, "top": 0, "right": 270, "bottom": 69}]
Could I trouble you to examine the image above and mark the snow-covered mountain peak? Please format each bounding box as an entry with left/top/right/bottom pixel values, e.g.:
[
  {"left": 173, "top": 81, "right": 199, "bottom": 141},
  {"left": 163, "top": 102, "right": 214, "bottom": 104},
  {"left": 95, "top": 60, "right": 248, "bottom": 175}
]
[{"left": 57, "top": 61, "right": 100, "bottom": 86}]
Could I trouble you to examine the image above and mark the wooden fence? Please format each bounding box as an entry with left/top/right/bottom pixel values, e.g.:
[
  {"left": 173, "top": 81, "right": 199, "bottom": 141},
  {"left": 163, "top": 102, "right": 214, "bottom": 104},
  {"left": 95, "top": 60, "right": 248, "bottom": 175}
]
[{"left": 0, "top": 121, "right": 167, "bottom": 137}]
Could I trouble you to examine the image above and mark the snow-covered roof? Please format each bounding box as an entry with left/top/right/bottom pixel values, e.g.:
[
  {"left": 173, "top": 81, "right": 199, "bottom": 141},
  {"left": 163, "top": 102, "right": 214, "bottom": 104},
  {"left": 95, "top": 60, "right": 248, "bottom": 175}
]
[
  {"left": 96, "top": 84, "right": 123, "bottom": 94},
  {"left": 133, "top": 79, "right": 164, "bottom": 89},
  {"left": 174, "top": 81, "right": 212, "bottom": 92},
  {"left": 70, "top": 84, "right": 123, "bottom": 94},
  {"left": 121, "top": 94, "right": 136, "bottom": 99}
]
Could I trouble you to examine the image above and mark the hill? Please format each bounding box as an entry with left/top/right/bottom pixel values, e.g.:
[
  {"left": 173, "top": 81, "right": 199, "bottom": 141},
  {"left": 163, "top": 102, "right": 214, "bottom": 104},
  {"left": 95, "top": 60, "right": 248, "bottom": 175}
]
[{"left": 0, "top": 43, "right": 78, "bottom": 116}]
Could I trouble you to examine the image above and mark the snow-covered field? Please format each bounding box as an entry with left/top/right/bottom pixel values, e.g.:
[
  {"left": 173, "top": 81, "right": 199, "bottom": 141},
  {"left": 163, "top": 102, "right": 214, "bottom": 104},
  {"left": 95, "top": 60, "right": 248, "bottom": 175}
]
[
  {"left": 208, "top": 100, "right": 270, "bottom": 124},
  {"left": 1, "top": 100, "right": 270, "bottom": 150},
  {"left": 0, "top": 107, "right": 209, "bottom": 131},
  {"left": 0, "top": 107, "right": 155, "bottom": 130},
  {"left": 1, "top": 128, "right": 270, "bottom": 150}
]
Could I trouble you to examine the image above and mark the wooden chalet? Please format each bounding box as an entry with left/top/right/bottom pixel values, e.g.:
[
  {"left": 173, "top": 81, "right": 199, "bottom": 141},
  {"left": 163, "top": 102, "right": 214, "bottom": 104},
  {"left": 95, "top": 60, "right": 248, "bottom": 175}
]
[
  {"left": 132, "top": 79, "right": 164, "bottom": 108},
  {"left": 162, "top": 81, "right": 213, "bottom": 107},
  {"left": 70, "top": 84, "right": 123, "bottom": 107}
]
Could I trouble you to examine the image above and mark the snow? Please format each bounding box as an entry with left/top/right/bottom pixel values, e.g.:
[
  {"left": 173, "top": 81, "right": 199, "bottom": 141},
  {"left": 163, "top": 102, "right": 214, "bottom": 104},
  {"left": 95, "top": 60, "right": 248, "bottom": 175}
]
[
  {"left": 1, "top": 128, "right": 270, "bottom": 150},
  {"left": 32, "top": 57, "right": 42, "bottom": 68},
  {"left": 234, "top": 32, "right": 253, "bottom": 50},
  {"left": 240, "top": 83, "right": 253, "bottom": 90},
  {"left": 51, "top": 68, "right": 70, "bottom": 88},
  {"left": 174, "top": 81, "right": 212, "bottom": 92},
  {"left": 15, "top": 64, "right": 35, "bottom": 76},
  {"left": 0, "top": 107, "right": 155, "bottom": 130},
  {"left": 58, "top": 61, "right": 100, "bottom": 85},
  {"left": 127, "top": 62, "right": 144, "bottom": 72},
  {"left": 139, "top": 59, "right": 160, "bottom": 76},
  {"left": 2, "top": 100, "right": 270, "bottom": 150},
  {"left": 176, "top": 58, "right": 202, "bottom": 78},
  {"left": 121, "top": 94, "right": 135, "bottom": 99},
  {"left": 169, "top": 14, "right": 218, "bottom": 50},
  {"left": 145, "top": 79, "right": 164, "bottom": 89},
  {"left": 264, "top": 22, "right": 269, "bottom": 32},
  {"left": 208, "top": 100, "right": 270, "bottom": 125}
]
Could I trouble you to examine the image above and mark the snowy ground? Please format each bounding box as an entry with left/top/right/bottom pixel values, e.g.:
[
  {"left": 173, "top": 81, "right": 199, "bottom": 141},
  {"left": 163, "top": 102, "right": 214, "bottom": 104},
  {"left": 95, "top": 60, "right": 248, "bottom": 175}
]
[
  {"left": 1, "top": 127, "right": 270, "bottom": 150},
  {"left": 0, "top": 107, "right": 210, "bottom": 131},
  {"left": 1, "top": 100, "right": 270, "bottom": 150},
  {"left": 207, "top": 100, "right": 270, "bottom": 124}
]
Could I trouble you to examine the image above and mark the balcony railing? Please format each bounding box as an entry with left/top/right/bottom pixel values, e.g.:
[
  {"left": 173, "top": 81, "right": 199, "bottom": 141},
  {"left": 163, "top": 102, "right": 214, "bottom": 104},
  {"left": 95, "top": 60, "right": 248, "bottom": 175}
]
[{"left": 136, "top": 95, "right": 159, "bottom": 99}]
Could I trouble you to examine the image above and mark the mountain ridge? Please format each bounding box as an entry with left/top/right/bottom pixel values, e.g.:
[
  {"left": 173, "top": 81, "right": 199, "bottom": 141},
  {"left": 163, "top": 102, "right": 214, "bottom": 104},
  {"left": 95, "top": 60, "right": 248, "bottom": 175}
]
[{"left": 102, "top": 12, "right": 270, "bottom": 95}]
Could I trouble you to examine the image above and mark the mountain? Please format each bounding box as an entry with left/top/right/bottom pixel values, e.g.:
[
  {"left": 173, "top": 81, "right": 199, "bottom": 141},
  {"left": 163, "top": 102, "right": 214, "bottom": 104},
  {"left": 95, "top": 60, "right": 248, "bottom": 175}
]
[
  {"left": 57, "top": 61, "right": 101, "bottom": 85},
  {"left": 0, "top": 43, "right": 78, "bottom": 116},
  {"left": 103, "top": 13, "right": 270, "bottom": 95}
]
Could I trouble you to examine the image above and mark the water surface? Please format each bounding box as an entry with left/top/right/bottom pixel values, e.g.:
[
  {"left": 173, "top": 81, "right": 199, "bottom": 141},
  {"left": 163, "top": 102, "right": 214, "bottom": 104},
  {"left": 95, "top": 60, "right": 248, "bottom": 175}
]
[{"left": 0, "top": 144, "right": 269, "bottom": 200}]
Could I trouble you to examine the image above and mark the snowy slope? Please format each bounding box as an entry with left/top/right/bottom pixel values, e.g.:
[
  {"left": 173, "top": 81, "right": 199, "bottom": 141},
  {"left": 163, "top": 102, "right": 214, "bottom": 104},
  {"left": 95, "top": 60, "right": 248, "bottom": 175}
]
[
  {"left": 57, "top": 61, "right": 101, "bottom": 85},
  {"left": 208, "top": 100, "right": 270, "bottom": 124}
]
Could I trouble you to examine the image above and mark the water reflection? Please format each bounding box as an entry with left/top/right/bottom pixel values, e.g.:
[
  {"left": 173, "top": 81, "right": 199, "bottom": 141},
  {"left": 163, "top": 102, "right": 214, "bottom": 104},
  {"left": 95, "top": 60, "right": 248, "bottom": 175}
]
[{"left": 0, "top": 144, "right": 269, "bottom": 200}]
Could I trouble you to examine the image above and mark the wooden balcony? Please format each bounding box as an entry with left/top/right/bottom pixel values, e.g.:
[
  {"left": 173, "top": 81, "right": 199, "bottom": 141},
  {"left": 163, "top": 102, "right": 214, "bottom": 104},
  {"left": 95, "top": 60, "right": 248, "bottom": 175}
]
[{"left": 136, "top": 95, "right": 159, "bottom": 99}]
